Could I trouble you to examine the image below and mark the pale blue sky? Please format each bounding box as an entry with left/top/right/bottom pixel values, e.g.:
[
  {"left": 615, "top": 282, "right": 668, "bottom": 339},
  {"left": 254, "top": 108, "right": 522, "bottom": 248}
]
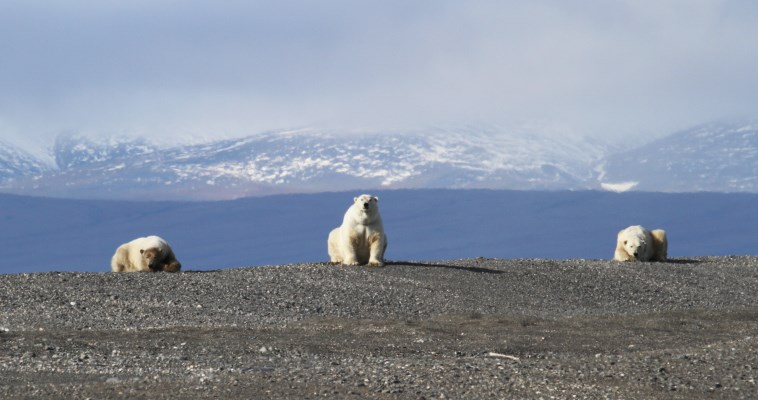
[{"left": 1, "top": 0, "right": 757, "bottom": 148}]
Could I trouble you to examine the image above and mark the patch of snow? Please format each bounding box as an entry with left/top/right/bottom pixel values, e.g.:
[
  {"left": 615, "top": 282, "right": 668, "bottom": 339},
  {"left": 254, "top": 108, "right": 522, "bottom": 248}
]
[{"left": 601, "top": 181, "right": 639, "bottom": 193}]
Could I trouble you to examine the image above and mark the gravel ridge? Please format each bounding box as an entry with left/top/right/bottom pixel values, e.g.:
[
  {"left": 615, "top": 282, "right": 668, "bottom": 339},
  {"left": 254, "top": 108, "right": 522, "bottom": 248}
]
[{"left": 1, "top": 256, "right": 756, "bottom": 398}]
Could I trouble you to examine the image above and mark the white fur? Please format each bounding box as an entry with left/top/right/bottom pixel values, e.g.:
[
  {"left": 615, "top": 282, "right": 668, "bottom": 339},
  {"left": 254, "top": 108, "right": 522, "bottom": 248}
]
[
  {"left": 111, "top": 235, "right": 181, "bottom": 272},
  {"left": 614, "top": 225, "right": 667, "bottom": 262},
  {"left": 328, "top": 194, "right": 388, "bottom": 266}
]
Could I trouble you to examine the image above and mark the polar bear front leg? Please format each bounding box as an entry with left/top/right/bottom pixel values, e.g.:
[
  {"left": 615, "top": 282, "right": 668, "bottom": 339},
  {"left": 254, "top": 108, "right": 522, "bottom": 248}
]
[
  {"left": 161, "top": 260, "right": 182, "bottom": 272},
  {"left": 368, "top": 233, "right": 386, "bottom": 267},
  {"left": 342, "top": 253, "right": 360, "bottom": 266},
  {"left": 614, "top": 247, "right": 634, "bottom": 262},
  {"left": 342, "top": 250, "right": 360, "bottom": 266},
  {"left": 341, "top": 232, "right": 361, "bottom": 266}
]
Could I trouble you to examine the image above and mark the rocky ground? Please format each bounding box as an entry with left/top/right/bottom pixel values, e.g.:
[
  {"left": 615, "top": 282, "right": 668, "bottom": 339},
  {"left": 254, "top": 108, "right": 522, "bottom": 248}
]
[{"left": 0, "top": 256, "right": 756, "bottom": 399}]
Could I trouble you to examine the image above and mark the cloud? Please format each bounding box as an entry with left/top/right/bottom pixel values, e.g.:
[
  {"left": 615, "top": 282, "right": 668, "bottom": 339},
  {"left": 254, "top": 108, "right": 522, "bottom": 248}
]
[{"left": 1, "top": 0, "right": 757, "bottom": 145}]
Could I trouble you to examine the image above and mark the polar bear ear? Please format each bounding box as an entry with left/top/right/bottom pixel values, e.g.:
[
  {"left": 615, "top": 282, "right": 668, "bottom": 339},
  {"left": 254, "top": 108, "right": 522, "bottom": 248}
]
[
  {"left": 353, "top": 197, "right": 358, "bottom": 202},
  {"left": 372, "top": 196, "right": 379, "bottom": 202}
]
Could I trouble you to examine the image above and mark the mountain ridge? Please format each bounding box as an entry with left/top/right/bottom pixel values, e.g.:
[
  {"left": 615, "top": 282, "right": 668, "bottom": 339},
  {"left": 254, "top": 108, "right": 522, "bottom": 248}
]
[
  {"left": 1, "top": 121, "right": 756, "bottom": 199},
  {"left": 0, "top": 126, "right": 609, "bottom": 200},
  {"left": 599, "top": 121, "right": 758, "bottom": 192}
]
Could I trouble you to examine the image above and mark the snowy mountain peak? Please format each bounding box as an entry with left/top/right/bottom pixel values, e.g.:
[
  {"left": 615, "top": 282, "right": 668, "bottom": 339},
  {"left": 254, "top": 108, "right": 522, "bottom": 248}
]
[
  {"left": 600, "top": 121, "right": 758, "bottom": 192},
  {"left": 0, "top": 127, "right": 610, "bottom": 199},
  {"left": 53, "top": 134, "right": 157, "bottom": 170},
  {"left": 0, "top": 141, "right": 51, "bottom": 182}
]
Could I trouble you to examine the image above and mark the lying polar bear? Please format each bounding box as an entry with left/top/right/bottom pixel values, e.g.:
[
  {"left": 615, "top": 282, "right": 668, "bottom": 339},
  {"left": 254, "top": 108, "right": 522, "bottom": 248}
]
[
  {"left": 614, "top": 225, "right": 668, "bottom": 262},
  {"left": 111, "top": 235, "right": 182, "bottom": 272},
  {"left": 328, "top": 194, "right": 387, "bottom": 266}
]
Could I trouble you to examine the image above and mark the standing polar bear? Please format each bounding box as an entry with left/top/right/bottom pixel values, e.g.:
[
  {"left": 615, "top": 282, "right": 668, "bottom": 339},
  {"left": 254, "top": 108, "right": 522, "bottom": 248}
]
[
  {"left": 111, "top": 235, "right": 182, "bottom": 272},
  {"left": 614, "top": 225, "right": 668, "bottom": 262},
  {"left": 328, "top": 194, "right": 387, "bottom": 266}
]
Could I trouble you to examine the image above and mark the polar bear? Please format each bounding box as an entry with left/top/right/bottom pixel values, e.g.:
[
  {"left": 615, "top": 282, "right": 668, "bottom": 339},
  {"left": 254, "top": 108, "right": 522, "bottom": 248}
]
[
  {"left": 614, "top": 225, "right": 668, "bottom": 262},
  {"left": 328, "top": 194, "right": 387, "bottom": 266},
  {"left": 111, "top": 235, "right": 182, "bottom": 272}
]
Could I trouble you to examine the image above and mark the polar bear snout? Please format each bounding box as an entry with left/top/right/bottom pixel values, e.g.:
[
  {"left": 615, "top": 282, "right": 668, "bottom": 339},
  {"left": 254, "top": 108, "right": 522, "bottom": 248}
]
[
  {"left": 634, "top": 243, "right": 647, "bottom": 259},
  {"left": 628, "top": 245, "right": 641, "bottom": 259},
  {"left": 354, "top": 194, "right": 378, "bottom": 212}
]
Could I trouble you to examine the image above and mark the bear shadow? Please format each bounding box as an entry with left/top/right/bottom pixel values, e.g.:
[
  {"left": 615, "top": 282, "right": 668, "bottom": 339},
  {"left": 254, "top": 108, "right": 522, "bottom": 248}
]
[
  {"left": 664, "top": 258, "right": 701, "bottom": 265},
  {"left": 387, "top": 261, "right": 504, "bottom": 274}
]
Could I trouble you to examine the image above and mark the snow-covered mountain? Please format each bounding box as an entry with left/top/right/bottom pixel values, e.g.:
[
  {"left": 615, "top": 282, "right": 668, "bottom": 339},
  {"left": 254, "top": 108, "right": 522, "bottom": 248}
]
[
  {"left": 0, "top": 126, "right": 609, "bottom": 200},
  {"left": 2, "top": 121, "right": 758, "bottom": 199},
  {"left": 599, "top": 121, "right": 758, "bottom": 192},
  {"left": 0, "top": 141, "right": 50, "bottom": 183}
]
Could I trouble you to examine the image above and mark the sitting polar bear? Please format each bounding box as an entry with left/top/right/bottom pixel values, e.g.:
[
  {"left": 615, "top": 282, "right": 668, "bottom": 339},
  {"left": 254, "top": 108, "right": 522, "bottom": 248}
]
[
  {"left": 328, "top": 194, "right": 387, "bottom": 266},
  {"left": 614, "top": 225, "right": 668, "bottom": 262},
  {"left": 111, "top": 235, "right": 182, "bottom": 272}
]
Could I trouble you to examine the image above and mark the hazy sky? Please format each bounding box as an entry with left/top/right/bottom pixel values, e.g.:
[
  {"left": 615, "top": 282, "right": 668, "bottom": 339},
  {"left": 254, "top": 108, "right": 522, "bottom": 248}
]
[{"left": 1, "top": 0, "right": 757, "bottom": 148}]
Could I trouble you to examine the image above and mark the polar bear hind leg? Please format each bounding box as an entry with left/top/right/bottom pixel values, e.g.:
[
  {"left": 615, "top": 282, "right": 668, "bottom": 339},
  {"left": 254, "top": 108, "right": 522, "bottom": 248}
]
[
  {"left": 111, "top": 244, "right": 129, "bottom": 272},
  {"left": 327, "top": 228, "right": 344, "bottom": 264},
  {"left": 650, "top": 229, "right": 668, "bottom": 261}
]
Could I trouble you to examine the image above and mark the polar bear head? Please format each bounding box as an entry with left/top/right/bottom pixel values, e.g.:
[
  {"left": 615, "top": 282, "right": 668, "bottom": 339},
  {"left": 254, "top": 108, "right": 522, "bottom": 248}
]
[
  {"left": 140, "top": 247, "right": 165, "bottom": 271},
  {"left": 621, "top": 229, "right": 647, "bottom": 260},
  {"left": 353, "top": 194, "right": 379, "bottom": 215}
]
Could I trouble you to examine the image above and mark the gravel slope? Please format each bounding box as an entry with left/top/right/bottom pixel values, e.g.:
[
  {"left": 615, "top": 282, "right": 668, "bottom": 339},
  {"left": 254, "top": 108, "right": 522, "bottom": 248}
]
[{"left": 1, "top": 257, "right": 756, "bottom": 398}]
